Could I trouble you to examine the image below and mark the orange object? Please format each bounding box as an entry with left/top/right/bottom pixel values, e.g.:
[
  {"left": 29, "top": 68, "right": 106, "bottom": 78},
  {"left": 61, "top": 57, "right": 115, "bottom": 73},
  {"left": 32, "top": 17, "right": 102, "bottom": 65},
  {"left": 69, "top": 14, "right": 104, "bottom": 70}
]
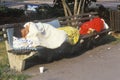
[{"left": 79, "top": 17, "right": 104, "bottom": 35}]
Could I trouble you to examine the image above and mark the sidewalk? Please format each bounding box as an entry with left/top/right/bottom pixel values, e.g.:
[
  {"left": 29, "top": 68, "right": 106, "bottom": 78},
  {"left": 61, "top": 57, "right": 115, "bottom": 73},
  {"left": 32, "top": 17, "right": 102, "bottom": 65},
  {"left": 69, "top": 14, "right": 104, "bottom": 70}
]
[{"left": 23, "top": 41, "right": 120, "bottom": 80}]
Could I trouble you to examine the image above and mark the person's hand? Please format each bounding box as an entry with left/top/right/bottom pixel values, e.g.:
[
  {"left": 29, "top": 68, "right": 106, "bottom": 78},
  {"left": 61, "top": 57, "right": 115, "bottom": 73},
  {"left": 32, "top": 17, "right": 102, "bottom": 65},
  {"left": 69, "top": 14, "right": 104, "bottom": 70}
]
[{"left": 87, "top": 28, "right": 95, "bottom": 34}]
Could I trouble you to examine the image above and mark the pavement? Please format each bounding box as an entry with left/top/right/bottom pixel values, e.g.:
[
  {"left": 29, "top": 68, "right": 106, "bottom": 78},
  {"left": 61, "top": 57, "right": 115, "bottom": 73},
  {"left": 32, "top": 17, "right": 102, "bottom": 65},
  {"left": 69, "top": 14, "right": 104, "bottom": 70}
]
[
  {"left": 23, "top": 40, "right": 120, "bottom": 80},
  {"left": 96, "top": 1, "right": 120, "bottom": 10}
]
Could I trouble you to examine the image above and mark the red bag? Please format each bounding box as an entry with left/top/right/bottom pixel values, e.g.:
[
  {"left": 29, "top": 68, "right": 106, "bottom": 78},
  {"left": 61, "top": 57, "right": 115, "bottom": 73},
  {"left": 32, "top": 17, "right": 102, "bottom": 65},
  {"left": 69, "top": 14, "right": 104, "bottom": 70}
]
[{"left": 79, "top": 17, "right": 104, "bottom": 35}]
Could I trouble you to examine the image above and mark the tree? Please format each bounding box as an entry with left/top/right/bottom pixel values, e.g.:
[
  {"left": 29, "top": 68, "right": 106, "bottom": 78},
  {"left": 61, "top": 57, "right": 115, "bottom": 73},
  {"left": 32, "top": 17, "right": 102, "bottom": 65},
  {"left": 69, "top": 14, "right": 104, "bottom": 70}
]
[
  {"left": 53, "top": 0, "right": 96, "bottom": 27},
  {"left": 60, "top": 0, "right": 96, "bottom": 16}
]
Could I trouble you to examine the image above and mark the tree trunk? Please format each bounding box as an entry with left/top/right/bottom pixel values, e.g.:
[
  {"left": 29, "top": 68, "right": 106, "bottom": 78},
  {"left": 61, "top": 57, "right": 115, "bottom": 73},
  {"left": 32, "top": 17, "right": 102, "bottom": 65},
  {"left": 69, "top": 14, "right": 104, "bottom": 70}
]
[
  {"left": 74, "top": 0, "right": 78, "bottom": 15},
  {"left": 81, "top": 0, "right": 86, "bottom": 13},
  {"left": 61, "top": 0, "right": 72, "bottom": 16},
  {"left": 61, "top": 0, "right": 68, "bottom": 16},
  {"left": 77, "top": 0, "right": 82, "bottom": 15},
  {"left": 61, "top": 0, "right": 89, "bottom": 16}
]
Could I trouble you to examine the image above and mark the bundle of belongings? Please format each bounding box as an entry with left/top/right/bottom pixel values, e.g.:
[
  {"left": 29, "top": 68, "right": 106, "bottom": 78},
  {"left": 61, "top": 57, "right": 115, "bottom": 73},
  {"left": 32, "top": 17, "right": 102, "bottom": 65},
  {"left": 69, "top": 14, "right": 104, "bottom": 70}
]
[
  {"left": 58, "top": 26, "right": 79, "bottom": 45},
  {"left": 79, "top": 17, "right": 109, "bottom": 35},
  {"left": 12, "top": 17, "right": 109, "bottom": 53}
]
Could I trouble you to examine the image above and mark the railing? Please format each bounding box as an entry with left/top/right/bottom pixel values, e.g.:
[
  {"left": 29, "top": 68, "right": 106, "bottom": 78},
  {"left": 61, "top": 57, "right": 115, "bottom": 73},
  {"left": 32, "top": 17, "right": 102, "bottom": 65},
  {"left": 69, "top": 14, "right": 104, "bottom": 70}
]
[{"left": 110, "top": 10, "right": 120, "bottom": 32}]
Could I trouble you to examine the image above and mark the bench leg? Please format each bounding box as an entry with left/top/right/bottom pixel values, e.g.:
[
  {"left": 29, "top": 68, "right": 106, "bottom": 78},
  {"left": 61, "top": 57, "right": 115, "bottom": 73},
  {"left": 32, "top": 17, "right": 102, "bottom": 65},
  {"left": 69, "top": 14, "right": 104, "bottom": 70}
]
[{"left": 7, "top": 53, "right": 26, "bottom": 72}]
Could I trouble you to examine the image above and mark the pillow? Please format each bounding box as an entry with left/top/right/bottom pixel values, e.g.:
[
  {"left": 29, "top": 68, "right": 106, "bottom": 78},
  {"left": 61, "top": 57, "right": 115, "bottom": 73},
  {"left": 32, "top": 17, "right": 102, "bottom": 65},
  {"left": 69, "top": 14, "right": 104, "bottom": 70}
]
[{"left": 46, "top": 19, "right": 61, "bottom": 28}]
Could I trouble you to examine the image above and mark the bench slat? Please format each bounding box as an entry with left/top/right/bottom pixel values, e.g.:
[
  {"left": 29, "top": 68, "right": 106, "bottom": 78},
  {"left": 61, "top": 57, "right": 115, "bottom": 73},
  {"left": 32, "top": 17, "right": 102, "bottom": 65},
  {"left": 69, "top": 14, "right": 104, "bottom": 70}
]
[
  {"left": 81, "top": 29, "right": 111, "bottom": 39},
  {"left": 59, "top": 16, "right": 98, "bottom": 25},
  {"left": 58, "top": 12, "right": 98, "bottom": 20}
]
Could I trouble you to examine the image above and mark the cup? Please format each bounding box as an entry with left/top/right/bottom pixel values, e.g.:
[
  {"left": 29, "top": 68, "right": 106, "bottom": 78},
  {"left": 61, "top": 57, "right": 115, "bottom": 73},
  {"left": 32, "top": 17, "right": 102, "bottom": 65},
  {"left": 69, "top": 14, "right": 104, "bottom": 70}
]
[{"left": 39, "top": 67, "right": 44, "bottom": 73}]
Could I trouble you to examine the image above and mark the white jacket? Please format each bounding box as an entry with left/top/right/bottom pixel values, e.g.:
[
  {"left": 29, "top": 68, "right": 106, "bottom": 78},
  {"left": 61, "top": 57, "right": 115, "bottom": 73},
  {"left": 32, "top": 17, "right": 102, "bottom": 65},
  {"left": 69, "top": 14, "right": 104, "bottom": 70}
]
[{"left": 24, "top": 22, "right": 68, "bottom": 49}]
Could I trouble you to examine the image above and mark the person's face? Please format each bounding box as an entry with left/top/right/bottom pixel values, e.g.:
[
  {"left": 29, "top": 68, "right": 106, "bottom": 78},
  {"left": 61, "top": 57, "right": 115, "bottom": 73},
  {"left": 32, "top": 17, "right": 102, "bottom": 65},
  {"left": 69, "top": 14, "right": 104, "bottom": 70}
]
[{"left": 21, "top": 26, "right": 29, "bottom": 38}]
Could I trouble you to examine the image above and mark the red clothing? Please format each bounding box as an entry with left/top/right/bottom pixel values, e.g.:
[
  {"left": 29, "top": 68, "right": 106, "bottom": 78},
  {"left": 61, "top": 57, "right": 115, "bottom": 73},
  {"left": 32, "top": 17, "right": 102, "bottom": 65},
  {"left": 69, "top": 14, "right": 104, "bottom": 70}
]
[{"left": 79, "top": 17, "right": 104, "bottom": 35}]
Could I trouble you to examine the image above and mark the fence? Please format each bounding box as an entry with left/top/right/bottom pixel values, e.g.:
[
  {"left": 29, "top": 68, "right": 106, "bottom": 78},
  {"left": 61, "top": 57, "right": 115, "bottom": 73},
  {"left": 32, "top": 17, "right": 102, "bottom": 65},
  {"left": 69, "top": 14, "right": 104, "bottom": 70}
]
[{"left": 110, "top": 10, "right": 120, "bottom": 32}]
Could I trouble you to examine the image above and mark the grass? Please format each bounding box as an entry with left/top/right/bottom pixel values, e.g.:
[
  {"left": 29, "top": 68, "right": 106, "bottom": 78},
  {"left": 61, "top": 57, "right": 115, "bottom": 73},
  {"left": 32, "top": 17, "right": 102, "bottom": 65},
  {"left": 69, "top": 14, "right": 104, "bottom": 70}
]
[
  {"left": 107, "top": 34, "right": 120, "bottom": 44},
  {"left": 0, "top": 41, "right": 29, "bottom": 80},
  {"left": 111, "top": 38, "right": 120, "bottom": 45}
]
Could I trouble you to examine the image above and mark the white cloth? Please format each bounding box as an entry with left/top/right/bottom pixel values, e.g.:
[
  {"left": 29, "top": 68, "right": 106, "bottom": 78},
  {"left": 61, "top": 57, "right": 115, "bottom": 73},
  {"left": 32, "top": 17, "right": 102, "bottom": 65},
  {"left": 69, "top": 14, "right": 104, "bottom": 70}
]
[
  {"left": 101, "top": 19, "right": 109, "bottom": 29},
  {"left": 13, "top": 36, "right": 33, "bottom": 48},
  {"left": 24, "top": 22, "right": 68, "bottom": 49}
]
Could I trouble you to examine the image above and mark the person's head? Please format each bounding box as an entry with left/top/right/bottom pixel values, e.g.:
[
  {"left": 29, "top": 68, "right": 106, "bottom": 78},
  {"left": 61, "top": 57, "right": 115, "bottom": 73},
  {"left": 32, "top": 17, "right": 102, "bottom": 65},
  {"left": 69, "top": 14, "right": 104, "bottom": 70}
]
[
  {"left": 13, "top": 24, "right": 24, "bottom": 38},
  {"left": 21, "top": 23, "right": 30, "bottom": 38},
  {"left": 13, "top": 23, "right": 29, "bottom": 38}
]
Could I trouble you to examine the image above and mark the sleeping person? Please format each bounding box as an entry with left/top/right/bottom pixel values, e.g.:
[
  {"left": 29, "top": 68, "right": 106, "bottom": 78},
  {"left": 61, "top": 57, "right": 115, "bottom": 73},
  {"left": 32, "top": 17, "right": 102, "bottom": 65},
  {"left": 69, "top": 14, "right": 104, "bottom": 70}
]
[
  {"left": 13, "top": 22, "right": 68, "bottom": 49},
  {"left": 13, "top": 25, "right": 33, "bottom": 49}
]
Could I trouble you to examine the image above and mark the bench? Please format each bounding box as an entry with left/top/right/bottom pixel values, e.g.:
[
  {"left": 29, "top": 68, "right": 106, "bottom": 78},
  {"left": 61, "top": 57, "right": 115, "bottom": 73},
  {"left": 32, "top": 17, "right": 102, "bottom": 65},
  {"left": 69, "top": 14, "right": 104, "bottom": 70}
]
[{"left": 0, "top": 12, "right": 110, "bottom": 72}]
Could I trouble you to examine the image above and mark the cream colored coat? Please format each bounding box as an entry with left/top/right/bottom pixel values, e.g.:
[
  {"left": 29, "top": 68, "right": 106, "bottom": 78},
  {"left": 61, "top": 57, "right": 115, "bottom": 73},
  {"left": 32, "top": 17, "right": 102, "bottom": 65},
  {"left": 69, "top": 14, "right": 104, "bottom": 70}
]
[{"left": 24, "top": 22, "right": 68, "bottom": 49}]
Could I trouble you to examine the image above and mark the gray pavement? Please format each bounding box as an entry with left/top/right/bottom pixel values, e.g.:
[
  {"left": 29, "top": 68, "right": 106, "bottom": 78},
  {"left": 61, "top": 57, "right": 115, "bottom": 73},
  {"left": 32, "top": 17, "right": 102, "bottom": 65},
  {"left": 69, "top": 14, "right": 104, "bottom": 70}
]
[{"left": 23, "top": 41, "right": 120, "bottom": 80}]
